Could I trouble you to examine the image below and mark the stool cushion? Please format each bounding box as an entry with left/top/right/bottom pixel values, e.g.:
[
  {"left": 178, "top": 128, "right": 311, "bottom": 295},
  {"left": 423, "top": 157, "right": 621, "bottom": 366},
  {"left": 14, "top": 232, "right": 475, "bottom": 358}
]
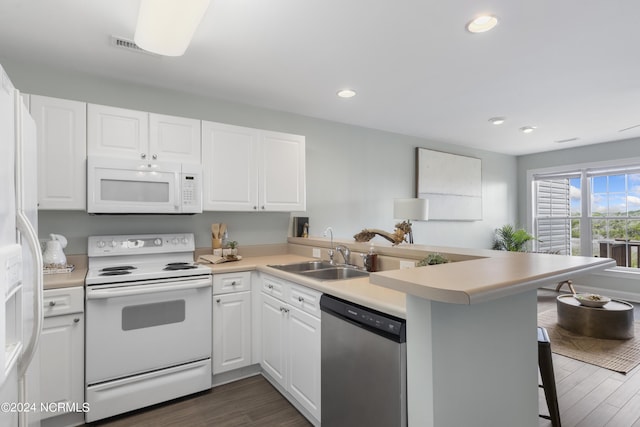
[{"left": 538, "top": 326, "right": 550, "bottom": 344}]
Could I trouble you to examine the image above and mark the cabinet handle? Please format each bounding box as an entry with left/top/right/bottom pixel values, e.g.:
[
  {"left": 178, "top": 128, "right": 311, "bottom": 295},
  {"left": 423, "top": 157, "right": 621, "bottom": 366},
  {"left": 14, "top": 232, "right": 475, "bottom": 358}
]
[
  {"left": 48, "top": 301, "right": 56, "bottom": 307},
  {"left": 298, "top": 296, "right": 304, "bottom": 302},
  {"left": 152, "top": 154, "right": 158, "bottom": 160},
  {"left": 141, "top": 153, "right": 146, "bottom": 159},
  {"left": 261, "top": 206, "right": 265, "bottom": 210},
  {"left": 216, "top": 298, "right": 221, "bottom": 303},
  {"left": 253, "top": 206, "right": 257, "bottom": 210},
  {"left": 280, "top": 307, "right": 289, "bottom": 313},
  {"left": 267, "top": 284, "right": 273, "bottom": 289},
  {"left": 231, "top": 281, "right": 237, "bottom": 286},
  {"left": 73, "top": 318, "right": 80, "bottom": 323}
]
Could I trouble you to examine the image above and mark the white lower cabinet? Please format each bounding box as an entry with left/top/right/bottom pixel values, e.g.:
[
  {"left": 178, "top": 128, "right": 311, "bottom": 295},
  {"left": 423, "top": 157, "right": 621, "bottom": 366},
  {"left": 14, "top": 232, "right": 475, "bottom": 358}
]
[
  {"left": 212, "top": 272, "right": 252, "bottom": 375},
  {"left": 260, "top": 275, "right": 321, "bottom": 422},
  {"left": 40, "top": 287, "right": 84, "bottom": 424}
]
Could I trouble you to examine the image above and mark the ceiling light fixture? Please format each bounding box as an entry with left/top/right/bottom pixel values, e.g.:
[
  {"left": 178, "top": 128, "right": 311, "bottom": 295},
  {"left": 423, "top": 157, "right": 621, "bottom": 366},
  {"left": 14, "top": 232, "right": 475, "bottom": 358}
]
[
  {"left": 554, "top": 137, "right": 579, "bottom": 144},
  {"left": 134, "top": 0, "right": 211, "bottom": 57},
  {"left": 488, "top": 117, "right": 506, "bottom": 125},
  {"left": 520, "top": 126, "right": 536, "bottom": 134},
  {"left": 466, "top": 15, "right": 499, "bottom": 33},
  {"left": 337, "top": 89, "right": 356, "bottom": 98}
]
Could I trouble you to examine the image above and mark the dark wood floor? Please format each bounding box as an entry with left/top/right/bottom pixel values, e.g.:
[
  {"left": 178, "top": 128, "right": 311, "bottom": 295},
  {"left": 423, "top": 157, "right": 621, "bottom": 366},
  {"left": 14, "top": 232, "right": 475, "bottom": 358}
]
[
  {"left": 87, "top": 289, "right": 640, "bottom": 427},
  {"left": 87, "top": 375, "right": 311, "bottom": 427}
]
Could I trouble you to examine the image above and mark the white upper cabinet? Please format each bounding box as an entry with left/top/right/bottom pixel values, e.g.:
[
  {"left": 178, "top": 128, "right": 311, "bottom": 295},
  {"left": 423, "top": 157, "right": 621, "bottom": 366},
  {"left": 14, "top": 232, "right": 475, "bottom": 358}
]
[
  {"left": 202, "top": 122, "right": 259, "bottom": 211},
  {"left": 149, "top": 113, "right": 201, "bottom": 163},
  {"left": 259, "top": 130, "right": 306, "bottom": 211},
  {"left": 30, "top": 95, "right": 87, "bottom": 210},
  {"left": 87, "top": 104, "right": 148, "bottom": 159},
  {"left": 88, "top": 104, "right": 200, "bottom": 163},
  {"left": 202, "top": 121, "right": 305, "bottom": 212}
]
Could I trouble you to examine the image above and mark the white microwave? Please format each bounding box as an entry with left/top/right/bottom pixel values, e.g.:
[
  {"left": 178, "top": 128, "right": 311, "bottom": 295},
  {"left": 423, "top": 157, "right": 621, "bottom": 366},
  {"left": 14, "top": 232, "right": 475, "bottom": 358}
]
[{"left": 87, "top": 156, "right": 202, "bottom": 214}]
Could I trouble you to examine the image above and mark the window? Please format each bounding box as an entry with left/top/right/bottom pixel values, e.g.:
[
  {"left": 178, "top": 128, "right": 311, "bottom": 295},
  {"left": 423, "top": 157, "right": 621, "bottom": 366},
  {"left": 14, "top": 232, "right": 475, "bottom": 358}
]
[{"left": 531, "top": 163, "right": 640, "bottom": 269}]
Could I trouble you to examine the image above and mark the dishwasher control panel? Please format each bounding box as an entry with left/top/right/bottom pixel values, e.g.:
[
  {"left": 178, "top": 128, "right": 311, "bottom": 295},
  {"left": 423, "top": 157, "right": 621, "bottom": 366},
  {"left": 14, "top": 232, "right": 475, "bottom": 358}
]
[{"left": 320, "top": 294, "right": 406, "bottom": 342}]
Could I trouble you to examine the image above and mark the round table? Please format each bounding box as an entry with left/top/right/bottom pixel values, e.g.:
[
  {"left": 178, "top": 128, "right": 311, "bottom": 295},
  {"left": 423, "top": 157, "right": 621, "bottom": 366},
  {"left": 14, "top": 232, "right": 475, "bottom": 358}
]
[{"left": 556, "top": 294, "right": 635, "bottom": 340}]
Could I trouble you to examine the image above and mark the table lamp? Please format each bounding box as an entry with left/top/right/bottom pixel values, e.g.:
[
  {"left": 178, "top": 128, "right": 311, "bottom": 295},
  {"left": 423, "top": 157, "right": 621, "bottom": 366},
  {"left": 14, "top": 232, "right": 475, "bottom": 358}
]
[{"left": 394, "top": 198, "right": 429, "bottom": 244}]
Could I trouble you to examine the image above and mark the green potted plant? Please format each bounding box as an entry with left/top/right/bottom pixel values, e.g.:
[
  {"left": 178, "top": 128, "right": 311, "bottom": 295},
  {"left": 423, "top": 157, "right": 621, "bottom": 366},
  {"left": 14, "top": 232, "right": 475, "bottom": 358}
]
[
  {"left": 492, "top": 224, "right": 536, "bottom": 252},
  {"left": 417, "top": 253, "right": 449, "bottom": 266},
  {"left": 226, "top": 240, "right": 238, "bottom": 256}
]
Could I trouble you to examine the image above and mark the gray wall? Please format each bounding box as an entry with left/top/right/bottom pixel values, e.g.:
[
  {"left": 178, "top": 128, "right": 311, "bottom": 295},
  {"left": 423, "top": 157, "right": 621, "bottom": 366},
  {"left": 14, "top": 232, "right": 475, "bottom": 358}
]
[{"left": 4, "top": 59, "right": 517, "bottom": 255}]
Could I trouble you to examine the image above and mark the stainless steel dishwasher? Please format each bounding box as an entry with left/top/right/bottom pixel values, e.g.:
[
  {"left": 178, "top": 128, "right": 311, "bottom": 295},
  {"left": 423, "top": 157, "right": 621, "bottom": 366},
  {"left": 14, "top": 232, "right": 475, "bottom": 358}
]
[{"left": 320, "top": 294, "right": 407, "bottom": 427}]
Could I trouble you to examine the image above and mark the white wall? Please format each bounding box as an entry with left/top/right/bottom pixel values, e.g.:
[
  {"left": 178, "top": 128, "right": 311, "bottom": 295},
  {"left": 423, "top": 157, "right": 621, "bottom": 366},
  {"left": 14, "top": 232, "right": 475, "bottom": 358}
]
[{"left": 3, "top": 59, "right": 517, "bottom": 254}]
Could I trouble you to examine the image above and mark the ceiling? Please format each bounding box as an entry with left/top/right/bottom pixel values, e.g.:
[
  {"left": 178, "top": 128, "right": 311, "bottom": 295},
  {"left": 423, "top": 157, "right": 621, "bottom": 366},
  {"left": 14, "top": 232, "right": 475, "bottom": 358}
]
[{"left": 1, "top": 0, "right": 639, "bottom": 156}]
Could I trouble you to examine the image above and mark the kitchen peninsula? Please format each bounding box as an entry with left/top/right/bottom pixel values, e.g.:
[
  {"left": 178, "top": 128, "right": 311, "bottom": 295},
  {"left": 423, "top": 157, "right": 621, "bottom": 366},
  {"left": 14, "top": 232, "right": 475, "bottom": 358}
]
[{"left": 362, "top": 243, "right": 615, "bottom": 427}]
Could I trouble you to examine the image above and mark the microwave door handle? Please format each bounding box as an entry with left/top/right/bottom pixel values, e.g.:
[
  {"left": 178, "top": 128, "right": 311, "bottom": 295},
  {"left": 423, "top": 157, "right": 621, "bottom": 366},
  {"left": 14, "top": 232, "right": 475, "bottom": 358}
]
[{"left": 86, "top": 278, "right": 212, "bottom": 300}]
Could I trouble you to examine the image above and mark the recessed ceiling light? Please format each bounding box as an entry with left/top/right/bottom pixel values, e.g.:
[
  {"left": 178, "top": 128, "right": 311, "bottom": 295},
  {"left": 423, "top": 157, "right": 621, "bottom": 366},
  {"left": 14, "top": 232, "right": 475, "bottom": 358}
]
[
  {"left": 554, "top": 137, "right": 579, "bottom": 144},
  {"left": 337, "top": 89, "right": 356, "bottom": 98},
  {"left": 488, "top": 117, "right": 506, "bottom": 125},
  {"left": 466, "top": 15, "right": 498, "bottom": 33},
  {"left": 520, "top": 126, "right": 536, "bottom": 134}
]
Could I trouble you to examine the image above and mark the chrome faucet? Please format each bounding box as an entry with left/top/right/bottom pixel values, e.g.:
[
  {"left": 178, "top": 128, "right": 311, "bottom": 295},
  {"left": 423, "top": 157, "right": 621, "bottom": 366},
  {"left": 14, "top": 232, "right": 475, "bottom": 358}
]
[
  {"left": 323, "top": 227, "right": 335, "bottom": 265},
  {"left": 335, "top": 244, "right": 351, "bottom": 266}
]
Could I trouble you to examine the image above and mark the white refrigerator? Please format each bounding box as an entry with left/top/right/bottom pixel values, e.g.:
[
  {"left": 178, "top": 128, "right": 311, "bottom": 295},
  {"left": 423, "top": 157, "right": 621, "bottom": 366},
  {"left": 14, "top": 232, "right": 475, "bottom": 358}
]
[{"left": 0, "top": 64, "right": 43, "bottom": 427}]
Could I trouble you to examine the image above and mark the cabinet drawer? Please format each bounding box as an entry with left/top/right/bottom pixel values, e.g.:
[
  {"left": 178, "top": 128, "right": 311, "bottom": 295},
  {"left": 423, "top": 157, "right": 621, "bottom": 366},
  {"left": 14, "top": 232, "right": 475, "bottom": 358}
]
[
  {"left": 288, "top": 283, "right": 321, "bottom": 318},
  {"left": 43, "top": 286, "right": 84, "bottom": 317},
  {"left": 261, "top": 275, "right": 287, "bottom": 300},
  {"left": 213, "top": 271, "right": 251, "bottom": 294}
]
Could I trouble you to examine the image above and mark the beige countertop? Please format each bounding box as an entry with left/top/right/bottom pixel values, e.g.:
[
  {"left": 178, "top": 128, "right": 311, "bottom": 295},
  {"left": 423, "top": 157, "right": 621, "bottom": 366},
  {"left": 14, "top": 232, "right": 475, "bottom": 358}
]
[
  {"left": 42, "top": 238, "right": 615, "bottom": 314},
  {"left": 43, "top": 255, "right": 87, "bottom": 290},
  {"left": 202, "top": 254, "right": 407, "bottom": 318},
  {"left": 370, "top": 251, "right": 616, "bottom": 304}
]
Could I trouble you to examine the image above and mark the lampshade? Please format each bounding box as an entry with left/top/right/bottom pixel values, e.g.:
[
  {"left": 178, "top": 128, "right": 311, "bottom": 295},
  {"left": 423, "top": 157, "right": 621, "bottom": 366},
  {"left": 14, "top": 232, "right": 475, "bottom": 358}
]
[
  {"left": 394, "top": 198, "right": 429, "bottom": 221},
  {"left": 134, "top": 0, "right": 211, "bottom": 57}
]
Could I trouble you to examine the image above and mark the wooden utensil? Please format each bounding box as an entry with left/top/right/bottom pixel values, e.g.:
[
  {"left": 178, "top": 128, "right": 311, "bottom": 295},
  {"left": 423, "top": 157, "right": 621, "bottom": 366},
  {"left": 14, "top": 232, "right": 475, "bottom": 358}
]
[
  {"left": 219, "top": 223, "right": 227, "bottom": 239},
  {"left": 211, "top": 223, "right": 219, "bottom": 239}
]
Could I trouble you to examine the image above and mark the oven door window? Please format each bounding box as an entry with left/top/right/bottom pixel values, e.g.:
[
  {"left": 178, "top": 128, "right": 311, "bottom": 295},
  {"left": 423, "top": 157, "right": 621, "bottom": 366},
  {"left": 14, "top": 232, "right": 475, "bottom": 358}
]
[{"left": 122, "top": 300, "right": 185, "bottom": 331}]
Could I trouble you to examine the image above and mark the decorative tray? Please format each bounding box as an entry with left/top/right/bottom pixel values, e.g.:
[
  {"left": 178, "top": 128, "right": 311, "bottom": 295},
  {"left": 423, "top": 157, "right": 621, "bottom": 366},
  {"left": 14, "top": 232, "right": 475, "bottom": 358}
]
[{"left": 43, "top": 265, "right": 75, "bottom": 275}]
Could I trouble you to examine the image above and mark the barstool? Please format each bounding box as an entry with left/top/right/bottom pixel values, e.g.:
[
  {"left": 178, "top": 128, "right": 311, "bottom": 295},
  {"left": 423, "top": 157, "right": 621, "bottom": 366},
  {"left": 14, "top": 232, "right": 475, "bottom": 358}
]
[{"left": 538, "top": 326, "right": 562, "bottom": 427}]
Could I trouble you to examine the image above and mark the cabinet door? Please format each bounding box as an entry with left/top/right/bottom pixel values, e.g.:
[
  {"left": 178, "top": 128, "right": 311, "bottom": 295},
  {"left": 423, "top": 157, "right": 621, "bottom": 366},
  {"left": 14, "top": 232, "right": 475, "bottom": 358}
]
[
  {"left": 259, "top": 131, "right": 306, "bottom": 211},
  {"left": 288, "top": 307, "right": 321, "bottom": 421},
  {"left": 212, "top": 291, "right": 252, "bottom": 375},
  {"left": 40, "top": 313, "right": 84, "bottom": 420},
  {"left": 87, "top": 104, "right": 148, "bottom": 159},
  {"left": 30, "top": 95, "right": 86, "bottom": 210},
  {"left": 201, "top": 121, "right": 258, "bottom": 211},
  {"left": 260, "top": 293, "right": 287, "bottom": 388},
  {"left": 149, "top": 113, "right": 201, "bottom": 163}
]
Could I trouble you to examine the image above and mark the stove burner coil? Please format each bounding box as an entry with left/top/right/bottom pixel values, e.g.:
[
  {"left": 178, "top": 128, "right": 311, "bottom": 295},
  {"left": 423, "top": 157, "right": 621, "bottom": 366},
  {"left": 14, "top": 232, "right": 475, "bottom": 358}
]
[
  {"left": 99, "top": 270, "right": 132, "bottom": 276},
  {"left": 100, "top": 266, "right": 137, "bottom": 272},
  {"left": 163, "top": 264, "right": 197, "bottom": 271}
]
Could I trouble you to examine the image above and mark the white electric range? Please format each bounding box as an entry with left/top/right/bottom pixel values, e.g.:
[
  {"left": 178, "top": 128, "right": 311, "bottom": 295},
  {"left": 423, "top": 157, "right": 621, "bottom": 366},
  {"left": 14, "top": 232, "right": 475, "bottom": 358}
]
[{"left": 84, "top": 233, "right": 212, "bottom": 422}]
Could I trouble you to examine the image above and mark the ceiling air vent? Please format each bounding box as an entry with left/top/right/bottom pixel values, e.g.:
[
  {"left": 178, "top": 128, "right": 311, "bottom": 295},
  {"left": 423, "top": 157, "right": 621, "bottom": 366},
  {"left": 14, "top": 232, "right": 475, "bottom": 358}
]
[{"left": 110, "top": 36, "right": 160, "bottom": 57}]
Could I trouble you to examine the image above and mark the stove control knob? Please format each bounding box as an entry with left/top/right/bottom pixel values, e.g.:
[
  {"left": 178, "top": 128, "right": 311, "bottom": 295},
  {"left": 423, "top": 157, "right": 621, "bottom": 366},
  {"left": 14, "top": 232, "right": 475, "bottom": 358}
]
[
  {"left": 109, "top": 240, "right": 117, "bottom": 248},
  {"left": 171, "top": 238, "right": 179, "bottom": 245},
  {"left": 97, "top": 240, "right": 106, "bottom": 249},
  {"left": 154, "top": 238, "right": 162, "bottom": 246},
  {"left": 181, "top": 237, "right": 188, "bottom": 244}
]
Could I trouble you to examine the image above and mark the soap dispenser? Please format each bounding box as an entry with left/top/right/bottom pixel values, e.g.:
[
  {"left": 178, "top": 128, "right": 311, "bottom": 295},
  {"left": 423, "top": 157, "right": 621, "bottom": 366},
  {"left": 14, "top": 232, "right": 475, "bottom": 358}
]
[{"left": 362, "top": 244, "right": 378, "bottom": 272}]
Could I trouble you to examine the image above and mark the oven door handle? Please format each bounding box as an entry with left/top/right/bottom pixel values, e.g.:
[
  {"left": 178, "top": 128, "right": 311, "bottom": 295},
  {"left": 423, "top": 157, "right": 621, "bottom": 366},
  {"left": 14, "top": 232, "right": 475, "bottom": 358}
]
[{"left": 86, "top": 278, "right": 212, "bottom": 300}]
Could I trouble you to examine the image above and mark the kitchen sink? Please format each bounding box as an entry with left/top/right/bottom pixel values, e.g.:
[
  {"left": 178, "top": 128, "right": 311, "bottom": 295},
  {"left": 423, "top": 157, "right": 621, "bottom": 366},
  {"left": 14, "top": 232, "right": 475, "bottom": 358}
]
[
  {"left": 268, "top": 260, "right": 335, "bottom": 273},
  {"left": 299, "top": 267, "right": 369, "bottom": 281},
  {"left": 268, "top": 261, "right": 369, "bottom": 281}
]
